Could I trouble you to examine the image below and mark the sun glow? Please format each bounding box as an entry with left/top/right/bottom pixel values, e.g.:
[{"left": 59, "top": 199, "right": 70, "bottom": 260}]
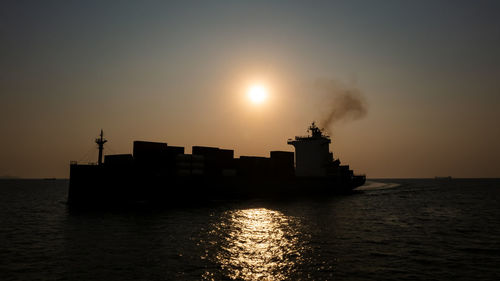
[
  {"left": 207, "top": 208, "right": 305, "bottom": 280},
  {"left": 247, "top": 84, "right": 268, "bottom": 104}
]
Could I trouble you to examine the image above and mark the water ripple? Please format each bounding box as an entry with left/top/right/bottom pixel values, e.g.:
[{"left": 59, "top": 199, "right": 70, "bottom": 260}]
[{"left": 203, "top": 208, "right": 306, "bottom": 280}]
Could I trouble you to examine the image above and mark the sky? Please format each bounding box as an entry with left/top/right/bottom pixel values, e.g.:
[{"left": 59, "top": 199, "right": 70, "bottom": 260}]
[{"left": 1, "top": 0, "right": 499, "bottom": 178}]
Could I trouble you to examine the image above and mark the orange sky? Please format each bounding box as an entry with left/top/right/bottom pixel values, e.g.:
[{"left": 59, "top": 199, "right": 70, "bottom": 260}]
[{"left": 1, "top": 1, "right": 499, "bottom": 178}]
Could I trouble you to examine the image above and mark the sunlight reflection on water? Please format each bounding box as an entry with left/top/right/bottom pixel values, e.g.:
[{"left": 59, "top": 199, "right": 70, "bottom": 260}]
[{"left": 203, "top": 208, "right": 306, "bottom": 280}]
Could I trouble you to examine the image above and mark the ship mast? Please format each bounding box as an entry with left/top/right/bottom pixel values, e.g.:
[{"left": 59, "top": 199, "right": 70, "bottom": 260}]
[
  {"left": 308, "top": 122, "right": 324, "bottom": 138},
  {"left": 95, "top": 129, "right": 107, "bottom": 165}
]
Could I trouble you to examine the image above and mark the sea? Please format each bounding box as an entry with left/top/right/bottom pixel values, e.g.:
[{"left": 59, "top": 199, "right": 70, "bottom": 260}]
[{"left": 1, "top": 178, "right": 499, "bottom": 281}]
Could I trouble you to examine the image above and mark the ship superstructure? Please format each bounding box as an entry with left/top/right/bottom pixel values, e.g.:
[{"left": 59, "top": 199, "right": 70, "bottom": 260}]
[
  {"left": 68, "top": 123, "right": 365, "bottom": 207},
  {"left": 288, "top": 122, "right": 333, "bottom": 177},
  {"left": 288, "top": 122, "right": 360, "bottom": 184}
]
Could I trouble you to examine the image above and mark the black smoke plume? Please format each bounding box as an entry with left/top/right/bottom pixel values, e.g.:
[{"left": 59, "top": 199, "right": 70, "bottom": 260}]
[{"left": 316, "top": 79, "right": 368, "bottom": 132}]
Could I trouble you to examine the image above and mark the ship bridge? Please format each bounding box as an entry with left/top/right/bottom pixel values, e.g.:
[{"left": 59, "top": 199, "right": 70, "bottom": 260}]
[{"left": 288, "top": 122, "right": 333, "bottom": 177}]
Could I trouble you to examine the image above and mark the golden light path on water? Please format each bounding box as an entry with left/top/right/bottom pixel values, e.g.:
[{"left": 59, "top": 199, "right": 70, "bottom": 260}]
[{"left": 203, "top": 208, "right": 306, "bottom": 280}]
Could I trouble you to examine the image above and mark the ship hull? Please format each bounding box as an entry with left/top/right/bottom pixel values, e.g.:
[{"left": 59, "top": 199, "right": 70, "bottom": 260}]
[{"left": 68, "top": 164, "right": 365, "bottom": 208}]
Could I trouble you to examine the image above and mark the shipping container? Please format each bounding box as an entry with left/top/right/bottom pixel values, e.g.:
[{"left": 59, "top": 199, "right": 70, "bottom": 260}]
[
  {"left": 133, "top": 141, "right": 168, "bottom": 168},
  {"left": 270, "top": 151, "right": 294, "bottom": 178},
  {"left": 104, "top": 154, "right": 134, "bottom": 167},
  {"left": 238, "top": 156, "right": 271, "bottom": 178}
]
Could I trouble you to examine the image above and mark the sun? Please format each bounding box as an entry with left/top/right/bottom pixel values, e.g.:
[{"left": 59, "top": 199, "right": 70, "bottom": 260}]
[{"left": 247, "top": 84, "right": 268, "bottom": 104}]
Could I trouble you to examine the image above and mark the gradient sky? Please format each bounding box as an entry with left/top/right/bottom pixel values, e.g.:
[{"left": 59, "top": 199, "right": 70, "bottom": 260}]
[{"left": 1, "top": 0, "right": 499, "bottom": 178}]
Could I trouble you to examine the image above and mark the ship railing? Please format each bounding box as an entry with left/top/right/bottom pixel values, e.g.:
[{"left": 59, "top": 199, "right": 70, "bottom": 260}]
[
  {"left": 292, "top": 135, "right": 331, "bottom": 141},
  {"left": 292, "top": 136, "right": 312, "bottom": 141}
]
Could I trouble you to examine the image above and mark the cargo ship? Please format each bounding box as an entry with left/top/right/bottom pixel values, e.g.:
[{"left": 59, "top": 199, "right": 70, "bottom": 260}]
[{"left": 68, "top": 123, "right": 365, "bottom": 207}]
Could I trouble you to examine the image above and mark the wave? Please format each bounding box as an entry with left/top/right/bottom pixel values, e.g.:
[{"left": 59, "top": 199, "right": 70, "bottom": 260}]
[{"left": 356, "top": 180, "right": 401, "bottom": 191}]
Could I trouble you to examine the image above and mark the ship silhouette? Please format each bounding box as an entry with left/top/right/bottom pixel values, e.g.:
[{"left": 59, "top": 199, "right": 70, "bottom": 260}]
[{"left": 68, "top": 123, "right": 366, "bottom": 208}]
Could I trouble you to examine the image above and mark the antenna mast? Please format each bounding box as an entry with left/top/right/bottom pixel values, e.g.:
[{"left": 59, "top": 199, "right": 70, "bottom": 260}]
[{"left": 95, "top": 129, "right": 107, "bottom": 165}]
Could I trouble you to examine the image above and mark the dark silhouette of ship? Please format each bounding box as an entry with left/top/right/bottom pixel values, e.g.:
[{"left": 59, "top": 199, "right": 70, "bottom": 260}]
[{"left": 68, "top": 123, "right": 366, "bottom": 208}]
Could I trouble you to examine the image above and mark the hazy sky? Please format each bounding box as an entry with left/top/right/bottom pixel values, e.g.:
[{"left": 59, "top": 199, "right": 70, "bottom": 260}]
[{"left": 1, "top": 0, "right": 499, "bottom": 178}]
